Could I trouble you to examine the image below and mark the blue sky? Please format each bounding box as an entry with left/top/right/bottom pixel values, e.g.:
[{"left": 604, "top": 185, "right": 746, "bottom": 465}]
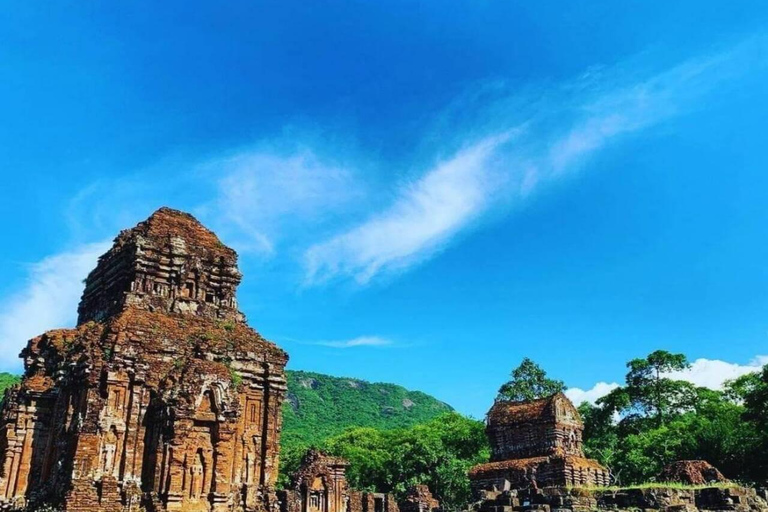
[{"left": 2, "top": 1, "right": 768, "bottom": 418}]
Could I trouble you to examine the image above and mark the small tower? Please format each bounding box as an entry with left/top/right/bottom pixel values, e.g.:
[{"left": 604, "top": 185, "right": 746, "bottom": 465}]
[{"left": 469, "top": 393, "right": 609, "bottom": 492}]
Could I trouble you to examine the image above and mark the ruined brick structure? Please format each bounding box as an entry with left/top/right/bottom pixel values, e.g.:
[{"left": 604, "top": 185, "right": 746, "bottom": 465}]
[
  {"left": 468, "top": 485, "right": 768, "bottom": 512},
  {"left": 399, "top": 486, "right": 440, "bottom": 512},
  {"left": 658, "top": 460, "right": 728, "bottom": 486},
  {"left": 469, "top": 393, "right": 609, "bottom": 492},
  {"left": 279, "top": 450, "right": 399, "bottom": 512},
  {"left": 279, "top": 450, "right": 351, "bottom": 512},
  {"left": 0, "top": 208, "right": 288, "bottom": 512}
]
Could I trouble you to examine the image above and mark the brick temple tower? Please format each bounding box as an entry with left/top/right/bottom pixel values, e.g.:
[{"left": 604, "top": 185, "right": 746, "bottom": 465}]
[
  {"left": 469, "top": 393, "right": 609, "bottom": 492},
  {"left": 0, "top": 208, "right": 289, "bottom": 512}
]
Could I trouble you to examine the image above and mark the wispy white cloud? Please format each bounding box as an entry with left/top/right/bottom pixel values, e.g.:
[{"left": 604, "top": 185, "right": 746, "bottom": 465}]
[
  {"left": 302, "top": 36, "right": 767, "bottom": 285},
  {"left": 0, "top": 242, "right": 110, "bottom": 372},
  {"left": 315, "top": 335, "right": 394, "bottom": 349},
  {"left": 305, "top": 132, "right": 516, "bottom": 284},
  {"left": 206, "top": 149, "right": 363, "bottom": 254},
  {"left": 51, "top": 36, "right": 768, "bottom": 292},
  {"left": 567, "top": 355, "right": 768, "bottom": 405},
  {"left": 63, "top": 142, "right": 365, "bottom": 259}
]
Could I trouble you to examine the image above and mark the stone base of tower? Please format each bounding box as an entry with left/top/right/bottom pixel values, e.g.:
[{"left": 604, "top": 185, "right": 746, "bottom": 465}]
[{"left": 469, "top": 455, "right": 610, "bottom": 494}]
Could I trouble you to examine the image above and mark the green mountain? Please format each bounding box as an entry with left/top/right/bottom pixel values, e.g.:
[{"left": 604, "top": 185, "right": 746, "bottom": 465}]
[{"left": 282, "top": 369, "right": 453, "bottom": 448}]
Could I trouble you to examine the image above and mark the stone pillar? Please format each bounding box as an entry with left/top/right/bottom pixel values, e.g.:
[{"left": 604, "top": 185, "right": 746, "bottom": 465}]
[
  {"left": 165, "top": 423, "right": 192, "bottom": 512},
  {"left": 0, "top": 431, "right": 21, "bottom": 500},
  {"left": 120, "top": 381, "right": 150, "bottom": 482},
  {"left": 212, "top": 428, "right": 235, "bottom": 512}
]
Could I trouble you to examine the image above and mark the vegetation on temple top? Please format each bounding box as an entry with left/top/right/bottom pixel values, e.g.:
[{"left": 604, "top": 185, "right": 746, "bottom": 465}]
[{"left": 494, "top": 357, "right": 566, "bottom": 402}]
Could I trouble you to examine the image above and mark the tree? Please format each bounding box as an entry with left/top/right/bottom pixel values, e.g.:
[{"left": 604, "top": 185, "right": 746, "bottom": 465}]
[
  {"left": 741, "top": 365, "right": 768, "bottom": 427},
  {"left": 578, "top": 401, "right": 620, "bottom": 482},
  {"left": 624, "top": 350, "right": 695, "bottom": 426},
  {"left": 581, "top": 351, "right": 768, "bottom": 485},
  {"left": 322, "top": 413, "right": 489, "bottom": 510},
  {"left": 495, "top": 358, "right": 565, "bottom": 402},
  {"left": 739, "top": 364, "right": 768, "bottom": 481},
  {"left": 723, "top": 371, "right": 763, "bottom": 402},
  {"left": 0, "top": 373, "right": 19, "bottom": 401}
]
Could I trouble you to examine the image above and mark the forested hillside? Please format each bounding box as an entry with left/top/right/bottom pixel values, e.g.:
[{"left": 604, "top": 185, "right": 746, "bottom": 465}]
[
  {"left": 279, "top": 370, "right": 464, "bottom": 500},
  {"left": 281, "top": 370, "right": 453, "bottom": 447}
]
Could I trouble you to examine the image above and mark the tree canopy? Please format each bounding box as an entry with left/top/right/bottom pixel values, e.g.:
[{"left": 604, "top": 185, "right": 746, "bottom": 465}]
[
  {"left": 0, "top": 373, "right": 19, "bottom": 400},
  {"left": 580, "top": 350, "right": 768, "bottom": 485},
  {"left": 624, "top": 350, "right": 695, "bottom": 425},
  {"left": 282, "top": 413, "right": 489, "bottom": 511},
  {"left": 495, "top": 357, "right": 565, "bottom": 402}
]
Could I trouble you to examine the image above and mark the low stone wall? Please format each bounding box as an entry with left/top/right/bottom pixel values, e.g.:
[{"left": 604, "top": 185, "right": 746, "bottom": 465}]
[{"left": 470, "top": 486, "right": 768, "bottom": 512}]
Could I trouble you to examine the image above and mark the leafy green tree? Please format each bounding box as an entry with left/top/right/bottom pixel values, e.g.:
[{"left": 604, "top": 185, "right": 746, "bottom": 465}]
[
  {"left": 739, "top": 364, "right": 768, "bottom": 481},
  {"left": 325, "top": 427, "right": 392, "bottom": 492},
  {"left": 742, "top": 365, "right": 768, "bottom": 428},
  {"left": 622, "top": 350, "right": 695, "bottom": 426},
  {"left": 322, "top": 413, "right": 489, "bottom": 511},
  {"left": 579, "top": 401, "right": 620, "bottom": 476},
  {"left": 0, "top": 373, "right": 19, "bottom": 400},
  {"left": 724, "top": 371, "right": 763, "bottom": 402},
  {"left": 496, "top": 358, "right": 565, "bottom": 402},
  {"left": 683, "top": 387, "right": 758, "bottom": 480},
  {"left": 582, "top": 352, "right": 768, "bottom": 485}
]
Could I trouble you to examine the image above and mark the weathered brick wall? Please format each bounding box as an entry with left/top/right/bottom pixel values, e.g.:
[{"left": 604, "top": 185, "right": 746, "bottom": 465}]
[
  {"left": 280, "top": 450, "right": 351, "bottom": 512},
  {"left": 470, "top": 456, "right": 610, "bottom": 494},
  {"left": 279, "top": 451, "right": 400, "bottom": 512},
  {"left": 469, "top": 486, "right": 768, "bottom": 512},
  {"left": 399, "top": 486, "right": 440, "bottom": 512},
  {"left": 277, "top": 490, "right": 302, "bottom": 512},
  {"left": 77, "top": 207, "right": 245, "bottom": 325},
  {"left": 348, "top": 490, "right": 364, "bottom": 512},
  {"left": 487, "top": 395, "right": 584, "bottom": 462}
]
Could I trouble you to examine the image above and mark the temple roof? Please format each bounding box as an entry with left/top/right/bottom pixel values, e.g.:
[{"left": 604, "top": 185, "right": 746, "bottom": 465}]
[
  {"left": 487, "top": 392, "right": 576, "bottom": 426},
  {"left": 112, "top": 207, "right": 235, "bottom": 260},
  {"left": 78, "top": 207, "right": 244, "bottom": 324}
]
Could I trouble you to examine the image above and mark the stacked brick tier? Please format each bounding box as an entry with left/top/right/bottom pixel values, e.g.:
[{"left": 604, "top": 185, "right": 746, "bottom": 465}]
[
  {"left": 0, "top": 208, "right": 288, "bottom": 512},
  {"left": 78, "top": 207, "right": 245, "bottom": 325},
  {"left": 469, "top": 456, "right": 609, "bottom": 493}
]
